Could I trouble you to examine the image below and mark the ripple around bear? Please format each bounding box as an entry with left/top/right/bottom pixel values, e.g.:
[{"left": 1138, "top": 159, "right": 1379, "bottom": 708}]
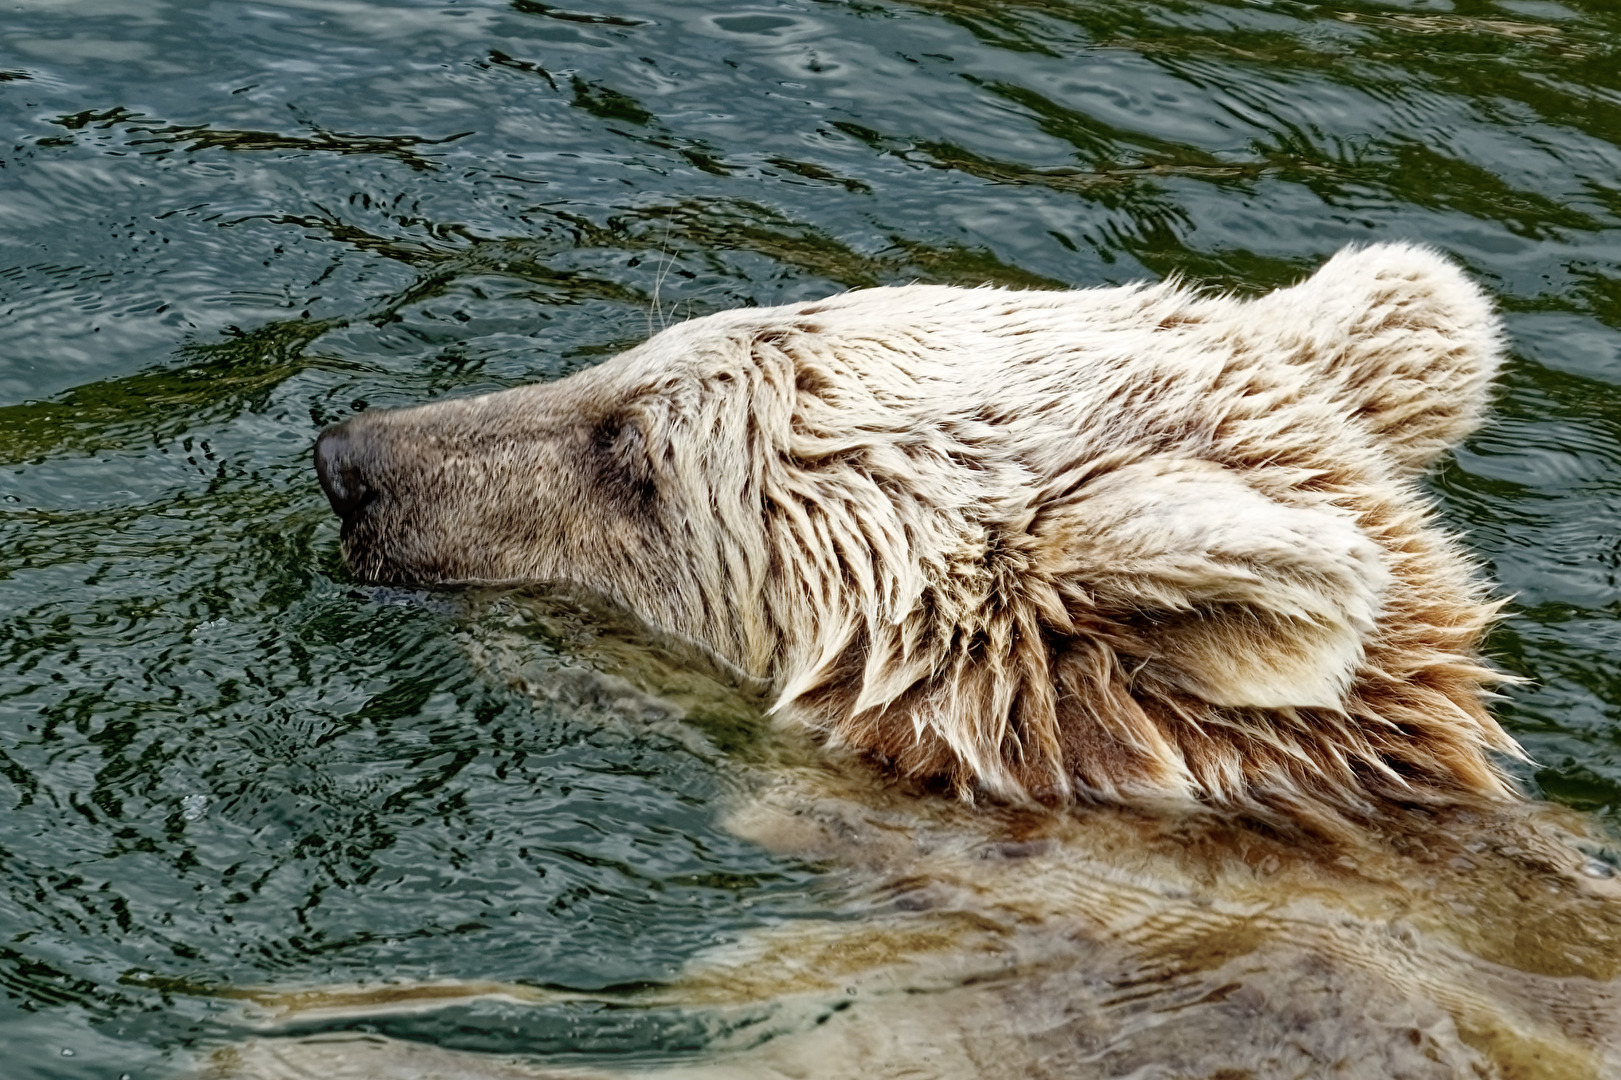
[{"left": 317, "top": 241, "right": 1523, "bottom": 824}]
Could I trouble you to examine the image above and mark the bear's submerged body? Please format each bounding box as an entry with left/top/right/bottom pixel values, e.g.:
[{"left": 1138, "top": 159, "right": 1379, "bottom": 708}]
[{"left": 213, "top": 612, "right": 1621, "bottom": 1080}]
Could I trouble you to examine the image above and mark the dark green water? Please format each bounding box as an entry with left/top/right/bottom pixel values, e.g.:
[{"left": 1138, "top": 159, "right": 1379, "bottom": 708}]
[{"left": 3, "top": 0, "right": 1621, "bottom": 1075}]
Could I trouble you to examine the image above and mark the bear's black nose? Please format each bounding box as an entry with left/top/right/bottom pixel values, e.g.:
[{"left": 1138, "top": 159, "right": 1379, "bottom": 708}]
[{"left": 314, "top": 424, "right": 376, "bottom": 521}]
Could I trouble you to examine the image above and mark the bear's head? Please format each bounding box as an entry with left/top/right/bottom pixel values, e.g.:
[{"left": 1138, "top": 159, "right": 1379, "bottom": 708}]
[{"left": 317, "top": 245, "right": 1524, "bottom": 816}]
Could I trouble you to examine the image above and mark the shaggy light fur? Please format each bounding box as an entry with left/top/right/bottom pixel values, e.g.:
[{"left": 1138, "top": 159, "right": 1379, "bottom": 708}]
[{"left": 316, "top": 242, "right": 1524, "bottom": 818}]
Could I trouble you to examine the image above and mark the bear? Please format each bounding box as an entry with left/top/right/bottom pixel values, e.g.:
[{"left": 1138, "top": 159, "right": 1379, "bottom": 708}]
[
  {"left": 314, "top": 241, "right": 1524, "bottom": 822},
  {"left": 195, "top": 245, "right": 1621, "bottom": 1080}
]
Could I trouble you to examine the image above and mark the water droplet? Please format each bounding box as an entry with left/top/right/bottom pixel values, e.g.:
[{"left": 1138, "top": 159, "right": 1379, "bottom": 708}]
[
  {"left": 181, "top": 793, "right": 208, "bottom": 821},
  {"left": 61, "top": 1048, "right": 74, "bottom": 1056}
]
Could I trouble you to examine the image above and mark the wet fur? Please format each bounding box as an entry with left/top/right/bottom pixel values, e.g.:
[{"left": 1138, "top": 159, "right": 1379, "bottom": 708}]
[{"left": 329, "top": 243, "right": 1523, "bottom": 820}]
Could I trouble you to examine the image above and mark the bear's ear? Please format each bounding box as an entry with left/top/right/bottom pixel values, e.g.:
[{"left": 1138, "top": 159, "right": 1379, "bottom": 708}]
[
  {"left": 1250, "top": 243, "right": 1505, "bottom": 473},
  {"left": 1035, "top": 457, "right": 1391, "bottom": 710}
]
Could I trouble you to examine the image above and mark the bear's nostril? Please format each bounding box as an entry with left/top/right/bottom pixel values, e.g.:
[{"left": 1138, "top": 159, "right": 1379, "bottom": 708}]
[{"left": 314, "top": 425, "right": 376, "bottom": 520}]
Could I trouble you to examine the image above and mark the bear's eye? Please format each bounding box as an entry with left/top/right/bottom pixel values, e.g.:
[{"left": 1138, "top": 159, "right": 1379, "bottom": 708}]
[
  {"left": 589, "top": 413, "right": 634, "bottom": 457},
  {"left": 589, "top": 412, "right": 658, "bottom": 513}
]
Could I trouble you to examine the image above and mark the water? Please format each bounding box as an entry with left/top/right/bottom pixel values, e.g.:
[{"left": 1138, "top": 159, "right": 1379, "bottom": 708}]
[{"left": 2, "top": 0, "right": 1621, "bottom": 1075}]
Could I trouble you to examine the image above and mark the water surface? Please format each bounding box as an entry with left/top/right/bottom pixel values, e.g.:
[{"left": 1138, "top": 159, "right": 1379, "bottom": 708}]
[{"left": 3, "top": 0, "right": 1621, "bottom": 1075}]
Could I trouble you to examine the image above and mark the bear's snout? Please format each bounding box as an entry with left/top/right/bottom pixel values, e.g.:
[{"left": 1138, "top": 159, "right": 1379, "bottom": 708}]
[
  {"left": 312, "top": 401, "right": 584, "bottom": 586},
  {"left": 314, "top": 422, "right": 379, "bottom": 522}
]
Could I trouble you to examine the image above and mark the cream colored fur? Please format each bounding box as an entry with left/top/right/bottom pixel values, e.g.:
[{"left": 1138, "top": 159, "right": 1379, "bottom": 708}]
[{"left": 326, "top": 242, "right": 1523, "bottom": 818}]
